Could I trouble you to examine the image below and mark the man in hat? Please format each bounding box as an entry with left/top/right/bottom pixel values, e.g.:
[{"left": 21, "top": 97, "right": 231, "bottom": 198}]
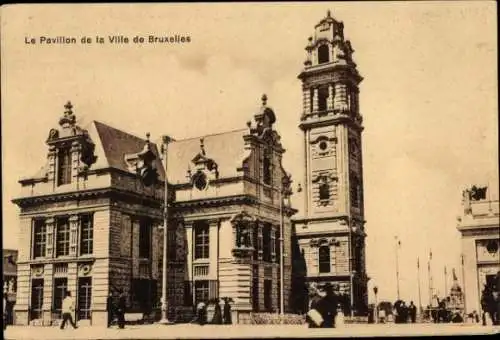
[
  {"left": 116, "top": 289, "right": 126, "bottom": 329},
  {"left": 316, "top": 283, "right": 339, "bottom": 328}
]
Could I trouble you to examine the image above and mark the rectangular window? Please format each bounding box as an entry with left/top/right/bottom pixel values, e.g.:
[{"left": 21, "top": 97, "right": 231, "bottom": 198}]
[
  {"left": 139, "top": 218, "right": 152, "bottom": 259},
  {"left": 194, "top": 280, "right": 209, "bottom": 306},
  {"left": 194, "top": 223, "right": 209, "bottom": 259},
  {"left": 168, "top": 228, "right": 177, "bottom": 261},
  {"left": 131, "top": 279, "right": 154, "bottom": 313},
  {"left": 319, "top": 246, "right": 331, "bottom": 274},
  {"left": 57, "top": 147, "right": 72, "bottom": 186},
  {"left": 264, "top": 279, "right": 272, "bottom": 312},
  {"left": 77, "top": 277, "right": 92, "bottom": 320},
  {"left": 33, "top": 219, "right": 47, "bottom": 259},
  {"left": 56, "top": 217, "right": 70, "bottom": 257},
  {"left": 30, "top": 279, "right": 44, "bottom": 320},
  {"left": 263, "top": 155, "right": 272, "bottom": 185},
  {"left": 52, "top": 278, "right": 68, "bottom": 318},
  {"left": 253, "top": 227, "right": 259, "bottom": 261},
  {"left": 80, "top": 214, "right": 93, "bottom": 255},
  {"left": 262, "top": 224, "right": 271, "bottom": 262},
  {"left": 184, "top": 281, "right": 193, "bottom": 306}
]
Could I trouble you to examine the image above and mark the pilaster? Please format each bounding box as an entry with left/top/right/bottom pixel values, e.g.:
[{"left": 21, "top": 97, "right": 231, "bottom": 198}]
[
  {"left": 46, "top": 217, "right": 55, "bottom": 258},
  {"left": 69, "top": 214, "right": 79, "bottom": 257},
  {"left": 208, "top": 219, "right": 219, "bottom": 281},
  {"left": 71, "top": 141, "right": 81, "bottom": 190}
]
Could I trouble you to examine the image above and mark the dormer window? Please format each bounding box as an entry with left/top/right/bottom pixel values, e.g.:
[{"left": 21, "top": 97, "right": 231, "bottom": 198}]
[
  {"left": 318, "top": 44, "right": 329, "bottom": 64},
  {"left": 57, "top": 147, "right": 71, "bottom": 186},
  {"left": 193, "top": 171, "right": 208, "bottom": 191},
  {"left": 263, "top": 154, "right": 271, "bottom": 185}
]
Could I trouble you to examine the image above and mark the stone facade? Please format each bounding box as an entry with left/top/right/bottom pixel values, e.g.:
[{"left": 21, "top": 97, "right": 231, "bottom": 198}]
[
  {"left": 456, "top": 185, "right": 500, "bottom": 315},
  {"left": 292, "top": 11, "right": 368, "bottom": 316},
  {"left": 12, "top": 96, "right": 296, "bottom": 326}
]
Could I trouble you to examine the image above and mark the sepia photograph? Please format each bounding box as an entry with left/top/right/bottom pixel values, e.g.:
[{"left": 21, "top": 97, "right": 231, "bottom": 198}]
[{"left": 1, "top": 2, "right": 498, "bottom": 339}]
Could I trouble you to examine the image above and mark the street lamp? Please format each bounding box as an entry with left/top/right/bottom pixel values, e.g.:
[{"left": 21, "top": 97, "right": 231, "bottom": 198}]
[
  {"left": 373, "top": 286, "right": 378, "bottom": 324},
  {"left": 279, "top": 173, "right": 294, "bottom": 317},
  {"left": 159, "top": 136, "right": 173, "bottom": 324}
]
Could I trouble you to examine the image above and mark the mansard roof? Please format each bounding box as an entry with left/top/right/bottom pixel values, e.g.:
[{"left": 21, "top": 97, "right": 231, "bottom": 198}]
[
  {"left": 91, "top": 121, "right": 166, "bottom": 179},
  {"left": 167, "top": 129, "right": 247, "bottom": 184}
]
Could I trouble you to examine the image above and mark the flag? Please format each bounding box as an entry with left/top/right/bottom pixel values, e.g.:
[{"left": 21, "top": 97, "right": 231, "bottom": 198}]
[
  {"left": 461, "top": 254, "right": 464, "bottom": 265},
  {"left": 417, "top": 257, "right": 420, "bottom": 269},
  {"left": 429, "top": 249, "right": 432, "bottom": 260}
]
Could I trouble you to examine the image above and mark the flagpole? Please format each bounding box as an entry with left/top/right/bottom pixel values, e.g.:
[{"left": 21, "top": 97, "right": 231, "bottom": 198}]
[
  {"left": 461, "top": 254, "right": 467, "bottom": 315},
  {"left": 395, "top": 236, "right": 400, "bottom": 300},
  {"left": 444, "top": 266, "right": 448, "bottom": 298},
  {"left": 428, "top": 249, "right": 433, "bottom": 306},
  {"left": 417, "top": 257, "right": 422, "bottom": 316}
]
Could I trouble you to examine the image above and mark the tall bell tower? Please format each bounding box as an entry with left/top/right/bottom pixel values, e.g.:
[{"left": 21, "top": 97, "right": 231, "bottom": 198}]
[{"left": 292, "top": 11, "right": 368, "bottom": 316}]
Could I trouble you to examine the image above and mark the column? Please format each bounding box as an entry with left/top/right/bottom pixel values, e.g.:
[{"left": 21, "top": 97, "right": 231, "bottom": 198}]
[
  {"left": 210, "top": 219, "right": 220, "bottom": 301},
  {"left": 71, "top": 141, "right": 81, "bottom": 190},
  {"left": 67, "top": 263, "right": 78, "bottom": 321},
  {"left": 69, "top": 215, "right": 79, "bottom": 257},
  {"left": 185, "top": 222, "right": 194, "bottom": 302},
  {"left": 271, "top": 225, "right": 276, "bottom": 263},
  {"left": 46, "top": 218, "right": 55, "bottom": 258},
  {"left": 328, "top": 84, "right": 334, "bottom": 111},
  {"left": 312, "top": 88, "right": 319, "bottom": 112},
  {"left": 42, "top": 264, "right": 53, "bottom": 325},
  {"left": 47, "top": 146, "right": 57, "bottom": 188},
  {"left": 257, "top": 222, "right": 263, "bottom": 261}
]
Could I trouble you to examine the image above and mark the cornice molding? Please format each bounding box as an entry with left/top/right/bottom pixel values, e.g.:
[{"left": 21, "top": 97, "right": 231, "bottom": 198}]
[{"left": 12, "top": 187, "right": 161, "bottom": 208}]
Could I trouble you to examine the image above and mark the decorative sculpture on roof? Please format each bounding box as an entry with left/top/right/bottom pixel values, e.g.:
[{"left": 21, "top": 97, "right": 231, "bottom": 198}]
[
  {"left": 136, "top": 132, "right": 159, "bottom": 187},
  {"left": 188, "top": 137, "right": 219, "bottom": 190},
  {"left": 248, "top": 94, "right": 280, "bottom": 144}
]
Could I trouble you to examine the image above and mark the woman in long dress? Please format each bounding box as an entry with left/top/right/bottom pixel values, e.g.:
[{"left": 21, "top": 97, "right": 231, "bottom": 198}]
[{"left": 211, "top": 299, "right": 223, "bottom": 324}]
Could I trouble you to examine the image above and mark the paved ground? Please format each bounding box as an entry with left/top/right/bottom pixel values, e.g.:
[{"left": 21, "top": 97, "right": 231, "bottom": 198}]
[{"left": 4, "top": 322, "right": 500, "bottom": 339}]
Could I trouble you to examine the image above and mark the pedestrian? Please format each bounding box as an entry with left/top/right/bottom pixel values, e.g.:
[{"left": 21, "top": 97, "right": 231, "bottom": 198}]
[
  {"left": 211, "top": 298, "right": 223, "bottom": 324},
  {"left": 223, "top": 298, "right": 232, "bottom": 325},
  {"left": 196, "top": 300, "right": 206, "bottom": 325},
  {"left": 379, "top": 308, "right": 386, "bottom": 324},
  {"left": 3, "top": 295, "right": 8, "bottom": 331},
  {"left": 60, "top": 291, "right": 78, "bottom": 330},
  {"left": 409, "top": 301, "right": 417, "bottom": 323},
  {"left": 315, "top": 283, "right": 338, "bottom": 328},
  {"left": 306, "top": 286, "right": 323, "bottom": 328},
  {"left": 106, "top": 292, "right": 115, "bottom": 328},
  {"left": 116, "top": 289, "right": 126, "bottom": 329}
]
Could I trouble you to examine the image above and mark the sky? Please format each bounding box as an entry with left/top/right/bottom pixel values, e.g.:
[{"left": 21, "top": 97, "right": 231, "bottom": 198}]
[{"left": 1, "top": 2, "right": 498, "bottom": 305}]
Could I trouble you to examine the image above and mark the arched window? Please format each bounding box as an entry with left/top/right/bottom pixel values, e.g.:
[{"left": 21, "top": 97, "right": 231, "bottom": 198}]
[
  {"left": 318, "top": 245, "right": 330, "bottom": 273},
  {"left": 319, "top": 179, "right": 330, "bottom": 201},
  {"left": 318, "top": 86, "right": 329, "bottom": 112},
  {"left": 57, "top": 147, "right": 71, "bottom": 186},
  {"left": 318, "top": 45, "right": 329, "bottom": 64}
]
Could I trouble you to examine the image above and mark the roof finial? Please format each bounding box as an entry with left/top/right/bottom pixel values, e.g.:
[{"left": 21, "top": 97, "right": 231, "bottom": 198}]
[
  {"left": 146, "top": 132, "right": 150, "bottom": 142},
  {"left": 261, "top": 94, "right": 268, "bottom": 106},
  {"left": 64, "top": 101, "right": 73, "bottom": 116},
  {"left": 327, "top": 9, "right": 331, "bottom": 17},
  {"left": 200, "top": 138, "right": 205, "bottom": 155}
]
